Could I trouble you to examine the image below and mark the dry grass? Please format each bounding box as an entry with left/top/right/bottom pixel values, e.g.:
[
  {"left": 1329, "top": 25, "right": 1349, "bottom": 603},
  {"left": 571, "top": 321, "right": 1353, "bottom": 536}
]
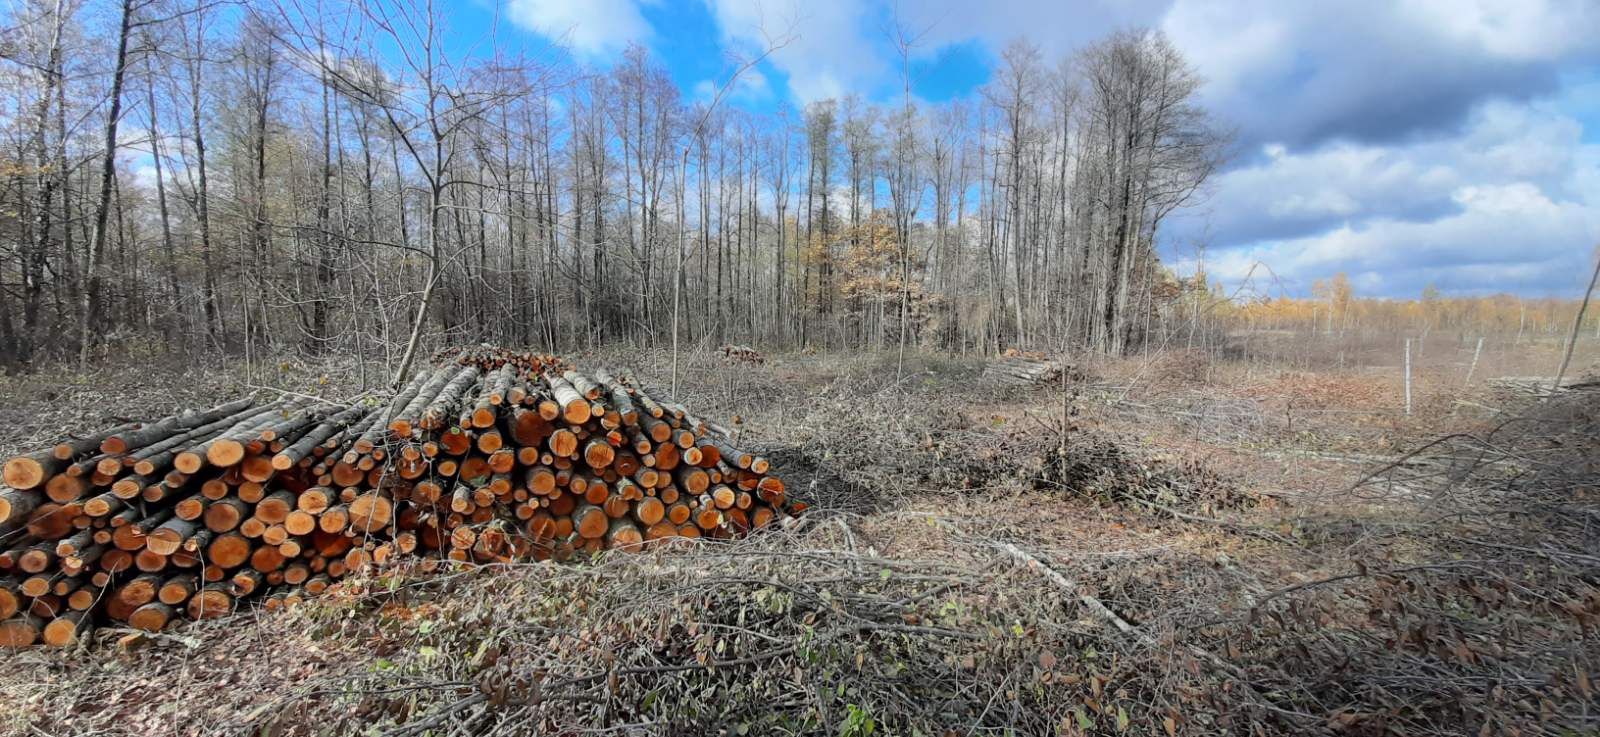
[{"left": 1, "top": 344, "right": 1595, "bottom": 736}]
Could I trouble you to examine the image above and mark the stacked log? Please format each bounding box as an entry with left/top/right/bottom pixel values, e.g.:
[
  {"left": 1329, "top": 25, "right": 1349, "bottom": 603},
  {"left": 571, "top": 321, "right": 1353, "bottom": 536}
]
[
  {"left": 0, "top": 351, "right": 793, "bottom": 647},
  {"left": 1001, "top": 347, "right": 1047, "bottom": 360},
  {"left": 1487, "top": 375, "right": 1597, "bottom": 396},
  {"left": 720, "top": 345, "right": 765, "bottom": 365},
  {"left": 981, "top": 357, "right": 1071, "bottom": 387},
  {"left": 430, "top": 344, "right": 571, "bottom": 377}
]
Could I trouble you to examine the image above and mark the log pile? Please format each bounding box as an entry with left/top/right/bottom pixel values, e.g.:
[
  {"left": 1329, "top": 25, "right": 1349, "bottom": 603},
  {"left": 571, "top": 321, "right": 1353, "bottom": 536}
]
[
  {"left": 0, "top": 351, "right": 794, "bottom": 647},
  {"left": 1487, "top": 375, "right": 1597, "bottom": 396},
  {"left": 720, "top": 345, "right": 765, "bottom": 365},
  {"left": 981, "top": 356, "right": 1072, "bottom": 387},
  {"left": 1001, "top": 348, "right": 1047, "bottom": 360}
]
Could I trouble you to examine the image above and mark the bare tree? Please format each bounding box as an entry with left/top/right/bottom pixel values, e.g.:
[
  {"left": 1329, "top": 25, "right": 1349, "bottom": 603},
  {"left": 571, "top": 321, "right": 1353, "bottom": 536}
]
[
  {"left": 1078, "top": 30, "right": 1223, "bottom": 353},
  {"left": 78, "top": 0, "right": 144, "bottom": 365},
  {"left": 0, "top": 6, "right": 1236, "bottom": 371},
  {"left": 273, "top": 0, "right": 533, "bottom": 386},
  {"left": 668, "top": 30, "right": 791, "bottom": 393},
  {"left": 884, "top": 14, "right": 929, "bottom": 378}
]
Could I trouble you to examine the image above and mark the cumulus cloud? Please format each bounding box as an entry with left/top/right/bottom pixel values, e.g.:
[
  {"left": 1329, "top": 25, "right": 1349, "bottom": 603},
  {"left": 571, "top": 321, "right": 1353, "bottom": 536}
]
[
  {"left": 693, "top": 66, "right": 771, "bottom": 104},
  {"left": 1161, "top": 0, "right": 1600, "bottom": 149},
  {"left": 1181, "top": 179, "right": 1598, "bottom": 297},
  {"left": 827, "top": 0, "right": 1597, "bottom": 150},
  {"left": 1179, "top": 101, "right": 1590, "bottom": 242},
  {"left": 1166, "top": 98, "right": 1600, "bottom": 296},
  {"left": 133, "top": 164, "right": 161, "bottom": 191},
  {"left": 507, "top": 0, "right": 653, "bottom": 56},
  {"left": 1402, "top": 0, "right": 1600, "bottom": 61},
  {"left": 897, "top": 0, "right": 1167, "bottom": 59},
  {"left": 704, "top": 0, "right": 891, "bottom": 103},
  {"left": 705, "top": 0, "right": 1597, "bottom": 145}
]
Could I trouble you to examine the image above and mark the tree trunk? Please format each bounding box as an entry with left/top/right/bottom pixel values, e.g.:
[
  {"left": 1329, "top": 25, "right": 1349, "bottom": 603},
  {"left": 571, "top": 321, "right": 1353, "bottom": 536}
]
[{"left": 78, "top": 0, "right": 136, "bottom": 365}]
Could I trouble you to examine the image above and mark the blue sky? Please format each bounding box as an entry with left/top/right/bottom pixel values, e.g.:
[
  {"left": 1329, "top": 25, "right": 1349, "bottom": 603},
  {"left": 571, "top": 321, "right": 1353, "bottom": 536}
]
[{"left": 461, "top": 0, "right": 1600, "bottom": 299}]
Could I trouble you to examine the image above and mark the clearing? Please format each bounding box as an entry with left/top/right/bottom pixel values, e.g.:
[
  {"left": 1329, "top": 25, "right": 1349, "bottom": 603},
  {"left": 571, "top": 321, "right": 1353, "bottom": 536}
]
[{"left": 1, "top": 345, "right": 1596, "bottom": 736}]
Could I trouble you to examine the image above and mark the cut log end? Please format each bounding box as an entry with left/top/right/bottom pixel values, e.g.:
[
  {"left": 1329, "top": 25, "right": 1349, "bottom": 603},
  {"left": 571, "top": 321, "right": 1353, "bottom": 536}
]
[
  {"left": 0, "top": 616, "right": 43, "bottom": 648},
  {"left": 187, "top": 588, "right": 233, "bottom": 620},
  {"left": 3, "top": 457, "right": 46, "bottom": 490},
  {"left": 130, "top": 602, "right": 174, "bottom": 632},
  {"left": 205, "top": 439, "right": 247, "bottom": 468},
  {"left": 173, "top": 451, "right": 204, "bottom": 475},
  {"left": 42, "top": 611, "right": 92, "bottom": 647}
]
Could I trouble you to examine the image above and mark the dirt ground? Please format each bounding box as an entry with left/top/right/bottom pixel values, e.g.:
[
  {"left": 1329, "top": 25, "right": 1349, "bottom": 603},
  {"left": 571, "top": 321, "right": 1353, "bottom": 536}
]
[{"left": 1, "top": 345, "right": 1595, "bottom": 736}]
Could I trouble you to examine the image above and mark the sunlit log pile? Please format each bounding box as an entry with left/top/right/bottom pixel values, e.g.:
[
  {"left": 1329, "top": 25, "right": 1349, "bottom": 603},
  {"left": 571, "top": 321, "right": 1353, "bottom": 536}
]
[
  {"left": 0, "top": 349, "right": 795, "bottom": 647},
  {"left": 981, "top": 356, "right": 1072, "bottom": 387},
  {"left": 719, "top": 344, "right": 765, "bottom": 365}
]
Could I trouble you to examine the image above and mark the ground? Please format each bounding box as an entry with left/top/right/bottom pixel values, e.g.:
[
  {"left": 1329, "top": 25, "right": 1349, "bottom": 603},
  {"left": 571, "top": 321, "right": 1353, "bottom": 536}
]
[{"left": 1, "top": 340, "right": 1596, "bottom": 736}]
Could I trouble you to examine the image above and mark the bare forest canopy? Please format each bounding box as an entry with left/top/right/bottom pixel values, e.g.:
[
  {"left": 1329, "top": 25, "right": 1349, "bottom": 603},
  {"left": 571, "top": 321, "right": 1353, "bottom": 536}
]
[{"left": 0, "top": 0, "right": 1228, "bottom": 378}]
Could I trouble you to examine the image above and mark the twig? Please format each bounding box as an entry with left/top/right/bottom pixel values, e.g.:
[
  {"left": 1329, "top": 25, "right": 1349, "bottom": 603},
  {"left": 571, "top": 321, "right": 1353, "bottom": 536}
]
[
  {"left": 1141, "top": 500, "right": 1297, "bottom": 546},
  {"left": 994, "top": 542, "right": 1142, "bottom": 637},
  {"left": 995, "top": 541, "right": 1316, "bottom": 724}
]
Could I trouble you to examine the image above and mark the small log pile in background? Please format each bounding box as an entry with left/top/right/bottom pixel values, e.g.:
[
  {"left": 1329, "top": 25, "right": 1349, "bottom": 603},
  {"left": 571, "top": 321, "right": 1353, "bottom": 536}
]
[
  {"left": 0, "top": 349, "right": 794, "bottom": 647},
  {"left": 720, "top": 344, "right": 765, "bottom": 365},
  {"left": 981, "top": 355, "right": 1072, "bottom": 387},
  {"left": 1487, "top": 375, "right": 1597, "bottom": 397}
]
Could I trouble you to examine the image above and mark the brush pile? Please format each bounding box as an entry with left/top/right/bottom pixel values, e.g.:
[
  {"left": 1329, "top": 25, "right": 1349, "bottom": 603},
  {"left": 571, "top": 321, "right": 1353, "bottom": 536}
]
[{"left": 0, "top": 349, "right": 794, "bottom": 647}]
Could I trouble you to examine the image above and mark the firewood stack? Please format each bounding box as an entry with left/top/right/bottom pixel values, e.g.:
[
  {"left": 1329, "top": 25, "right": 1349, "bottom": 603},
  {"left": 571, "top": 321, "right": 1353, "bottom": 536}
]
[
  {"left": 0, "top": 351, "right": 794, "bottom": 647},
  {"left": 720, "top": 345, "right": 765, "bottom": 365},
  {"left": 981, "top": 356, "right": 1071, "bottom": 387},
  {"left": 1487, "top": 375, "right": 1595, "bottom": 396}
]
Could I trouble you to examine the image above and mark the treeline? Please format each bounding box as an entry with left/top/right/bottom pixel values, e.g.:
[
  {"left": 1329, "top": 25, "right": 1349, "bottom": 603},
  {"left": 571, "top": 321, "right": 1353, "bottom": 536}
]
[
  {"left": 0, "top": 0, "right": 1225, "bottom": 380},
  {"left": 1229, "top": 295, "right": 1599, "bottom": 342},
  {"left": 1164, "top": 272, "right": 1600, "bottom": 343}
]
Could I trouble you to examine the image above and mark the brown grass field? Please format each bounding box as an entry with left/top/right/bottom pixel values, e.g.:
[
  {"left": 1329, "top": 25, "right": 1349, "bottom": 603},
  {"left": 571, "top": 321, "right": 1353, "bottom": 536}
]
[{"left": 1, "top": 337, "right": 1596, "bottom": 736}]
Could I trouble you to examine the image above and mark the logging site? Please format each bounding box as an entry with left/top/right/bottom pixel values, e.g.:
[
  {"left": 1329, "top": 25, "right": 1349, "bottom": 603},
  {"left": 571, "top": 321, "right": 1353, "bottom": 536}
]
[{"left": 3, "top": 0, "right": 1600, "bottom": 735}]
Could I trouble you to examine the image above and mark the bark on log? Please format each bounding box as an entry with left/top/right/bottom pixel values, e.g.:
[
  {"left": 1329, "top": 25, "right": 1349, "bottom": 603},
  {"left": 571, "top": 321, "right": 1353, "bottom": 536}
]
[
  {"left": 420, "top": 367, "right": 480, "bottom": 431},
  {"left": 174, "top": 400, "right": 292, "bottom": 474},
  {"left": 274, "top": 405, "right": 371, "bottom": 471},
  {"left": 102, "top": 398, "right": 257, "bottom": 455},
  {"left": 51, "top": 422, "right": 142, "bottom": 461},
  {"left": 129, "top": 601, "right": 174, "bottom": 632},
  {"left": 0, "top": 486, "right": 43, "bottom": 527},
  {"left": 187, "top": 584, "right": 232, "bottom": 620},
  {"left": 390, "top": 367, "right": 455, "bottom": 437},
  {"left": 564, "top": 370, "right": 601, "bottom": 400}
]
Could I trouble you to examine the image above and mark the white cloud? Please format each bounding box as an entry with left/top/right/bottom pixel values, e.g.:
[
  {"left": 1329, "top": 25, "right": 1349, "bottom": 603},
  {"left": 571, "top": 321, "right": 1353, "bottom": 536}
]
[
  {"left": 873, "top": 0, "right": 1599, "bottom": 148},
  {"left": 736, "top": 67, "right": 771, "bottom": 99},
  {"left": 133, "top": 164, "right": 160, "bottom": 190},
  {"left": 1398, "top": 0, "right": 1600, "bottom": 60},
  {"left": 1160, "top": 0, "right": 1600, "bottom": 147},
  {"left": 896, "top": 0, "right": 1168, "bottom": 59},
  {"left": 1169, "top": 100, "right": 1600, "bottom": 297},
  {"left": 1190, "top": 183, "right": 1597, "bottom": 296},
  {"left": 508, "top": 0, "right": 654, "bottom": 56},
  {"left": 704, "top": 0, "right": 889, "bottom": 103},
  {"left": 693, "top": 66, "right": 771, "bottom": 104}
]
